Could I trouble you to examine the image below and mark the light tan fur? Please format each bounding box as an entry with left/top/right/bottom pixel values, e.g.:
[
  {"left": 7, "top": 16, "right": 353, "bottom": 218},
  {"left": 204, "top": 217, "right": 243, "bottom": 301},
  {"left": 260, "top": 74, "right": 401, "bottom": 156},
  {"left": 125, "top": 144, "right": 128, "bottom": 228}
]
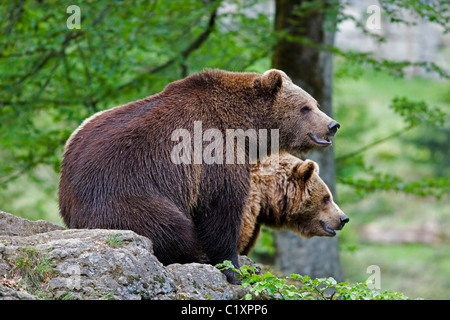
[{"left": 239, "top": 153, "right": 348, "bottom": 255}]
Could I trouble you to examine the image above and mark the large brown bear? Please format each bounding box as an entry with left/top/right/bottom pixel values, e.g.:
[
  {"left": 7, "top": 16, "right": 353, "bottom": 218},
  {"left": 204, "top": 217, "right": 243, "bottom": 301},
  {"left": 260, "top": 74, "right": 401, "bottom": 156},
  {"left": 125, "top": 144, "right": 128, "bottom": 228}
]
[
  {"left": 59, "top": 69, "right": 340, "bottom": 283},
  {"left": 239, "top": 153, "right": 349, "bottom": 255}
]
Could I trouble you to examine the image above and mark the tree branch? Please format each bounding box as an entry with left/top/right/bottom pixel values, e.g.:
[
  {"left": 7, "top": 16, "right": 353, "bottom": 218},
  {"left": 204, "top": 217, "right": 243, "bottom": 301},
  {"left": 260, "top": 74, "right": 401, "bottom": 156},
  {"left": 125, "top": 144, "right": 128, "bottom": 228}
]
[
  {"left": 117, "top": 7, "right": 218, "bottom": 91},
  {"left": 0, "top": 99, "right": 74, "bottom": 106},
  {"left": 335, "top": 124, "right": 414, "bottom": 163},
  {"left": 14, "top": 5, "right": 110, "bottom": 86},
  {"left": 15, "top": 32, "right": 83, "bottom": 85},
  {"left": 181, "top": 8, "right": 217, "bottom": 59},
  {"left": 5, "top": 0, "right": 26, "bottom": 35}
]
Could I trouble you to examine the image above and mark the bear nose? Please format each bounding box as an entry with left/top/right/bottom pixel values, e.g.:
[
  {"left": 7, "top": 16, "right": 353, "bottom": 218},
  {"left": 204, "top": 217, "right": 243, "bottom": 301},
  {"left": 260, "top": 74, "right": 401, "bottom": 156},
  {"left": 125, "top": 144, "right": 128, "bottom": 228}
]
[
  {"left": 327, "top": 121, "right": 340, "bottom": 136},
  {"left": 340, "top": 216, "right": 350, "bottom": 226}
]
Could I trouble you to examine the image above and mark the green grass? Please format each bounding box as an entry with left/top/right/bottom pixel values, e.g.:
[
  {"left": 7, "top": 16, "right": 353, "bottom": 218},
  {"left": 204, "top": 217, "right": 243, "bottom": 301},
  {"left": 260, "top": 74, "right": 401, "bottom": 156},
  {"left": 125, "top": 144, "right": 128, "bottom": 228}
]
[
  {"left": 105, "top": 233, "right": 123, "bottom": 248},
  {"left": 6, "top": 247, "right": 54, "bottom": 297}
]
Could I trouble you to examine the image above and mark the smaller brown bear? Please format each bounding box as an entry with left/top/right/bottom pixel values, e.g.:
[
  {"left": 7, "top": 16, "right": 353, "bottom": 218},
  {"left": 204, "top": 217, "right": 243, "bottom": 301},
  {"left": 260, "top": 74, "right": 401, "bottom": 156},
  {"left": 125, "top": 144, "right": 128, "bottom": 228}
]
[{"left": 239, "top": 153, "right": 349, "bottom": 255}]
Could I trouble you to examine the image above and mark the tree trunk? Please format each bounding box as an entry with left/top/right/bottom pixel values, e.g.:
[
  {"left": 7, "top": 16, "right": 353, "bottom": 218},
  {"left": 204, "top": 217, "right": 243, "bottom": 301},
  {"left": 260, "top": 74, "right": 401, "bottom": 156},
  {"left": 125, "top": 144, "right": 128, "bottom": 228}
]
[{"left": 272, "top": 0, "right": 344, "bottom": 281}]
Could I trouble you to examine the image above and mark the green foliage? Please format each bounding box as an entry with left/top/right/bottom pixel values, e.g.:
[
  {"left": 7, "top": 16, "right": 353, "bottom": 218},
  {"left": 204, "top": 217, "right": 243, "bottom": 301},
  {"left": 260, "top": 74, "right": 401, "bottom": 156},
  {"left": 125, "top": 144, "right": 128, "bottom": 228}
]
[
  {"left": 217, "top": 261, "right": 412, "bottom": 300},
  {"left": 338, "top": 158, "right": 450, "bottom": 200},
  {"left": 389, "top": 97, "right": 447, "bottom": 127},
  {"left": 336, "top": 89, "right": 449, "bottom": 200},
  {"left": 380, "top": 0, "right": 450, "bottom": 32}
]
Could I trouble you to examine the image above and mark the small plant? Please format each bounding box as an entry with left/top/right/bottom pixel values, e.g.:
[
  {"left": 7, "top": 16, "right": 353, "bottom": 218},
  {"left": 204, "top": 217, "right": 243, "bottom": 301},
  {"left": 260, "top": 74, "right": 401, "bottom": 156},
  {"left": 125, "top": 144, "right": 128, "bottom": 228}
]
[
  {"left": 216, "top": 261, "right": 413, "bottom": 300},
  {"left": 7, "top": 247, "right": 54, "bottom": 296},
  {"left": 105, "top": 233, "right": 123, "bottom": 248}
]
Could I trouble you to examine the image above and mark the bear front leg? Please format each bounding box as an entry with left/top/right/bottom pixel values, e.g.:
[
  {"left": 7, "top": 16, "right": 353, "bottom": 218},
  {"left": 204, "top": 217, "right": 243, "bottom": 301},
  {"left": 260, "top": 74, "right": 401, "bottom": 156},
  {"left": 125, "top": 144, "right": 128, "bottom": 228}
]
[{"left": 195, "top": 194, "right": 245, "bottom": 285}]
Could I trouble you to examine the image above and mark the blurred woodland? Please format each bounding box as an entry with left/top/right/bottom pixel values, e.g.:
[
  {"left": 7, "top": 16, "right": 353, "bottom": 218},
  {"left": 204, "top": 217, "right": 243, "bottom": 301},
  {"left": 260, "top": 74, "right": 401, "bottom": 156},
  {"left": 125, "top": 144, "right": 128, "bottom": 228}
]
[{"left": 1, "top": 0, "right": 449, "bottom": 299}]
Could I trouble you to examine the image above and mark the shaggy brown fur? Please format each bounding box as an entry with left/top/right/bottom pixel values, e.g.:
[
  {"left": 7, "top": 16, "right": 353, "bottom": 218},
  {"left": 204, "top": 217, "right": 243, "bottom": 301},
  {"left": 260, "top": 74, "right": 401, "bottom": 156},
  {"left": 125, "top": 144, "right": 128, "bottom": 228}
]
[
  {"left": 59, "top": 69, "right": 339, "bottom": 283},
  {"left": 239, "top": 153, "right": 349, "bottom": 255}
]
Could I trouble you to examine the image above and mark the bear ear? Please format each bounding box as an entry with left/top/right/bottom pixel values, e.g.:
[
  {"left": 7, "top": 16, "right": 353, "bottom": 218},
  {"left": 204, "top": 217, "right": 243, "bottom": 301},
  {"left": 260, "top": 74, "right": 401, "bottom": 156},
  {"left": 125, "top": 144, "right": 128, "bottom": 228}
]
[
  {"left": 312, "top": 160, "right": 319, "bottom": 175},
  {"left": 261, "top": 69, "right": 283, "bottom": 94},
  {"left": 291, "top": 160, "right": 317, "bottom": 184}
]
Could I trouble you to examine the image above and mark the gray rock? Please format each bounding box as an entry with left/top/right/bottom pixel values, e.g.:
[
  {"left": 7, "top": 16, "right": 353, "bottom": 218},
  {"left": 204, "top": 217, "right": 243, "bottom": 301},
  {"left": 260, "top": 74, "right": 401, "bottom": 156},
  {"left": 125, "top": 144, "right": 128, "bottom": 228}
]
[
  {"left": 167, "top": 263, "right": 235, "bottom": 300},
  {"left": 0, "top": 284, "right": 37, "bottom": 300},
  {"left": 0, "top": 228, "right": 176, "bottom": 300},
  {"left": 0, "top": 210, "right": 253, "bottom": 300},
  {"left": 0, "top": 210, "right": 64, "bottom": 237}
]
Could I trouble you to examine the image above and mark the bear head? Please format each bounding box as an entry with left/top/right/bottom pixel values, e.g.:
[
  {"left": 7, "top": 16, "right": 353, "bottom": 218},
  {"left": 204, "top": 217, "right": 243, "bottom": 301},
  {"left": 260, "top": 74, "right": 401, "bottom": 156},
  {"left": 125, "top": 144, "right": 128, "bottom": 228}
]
[
  {"left": 259, "top": 69, "right": 340, "bottom": 154},
  {"left": 285, "top": 158, "right": 349, "bottom": 238},
  {"left": 245, "top": 154, "right": 349, "bottom": 243}
]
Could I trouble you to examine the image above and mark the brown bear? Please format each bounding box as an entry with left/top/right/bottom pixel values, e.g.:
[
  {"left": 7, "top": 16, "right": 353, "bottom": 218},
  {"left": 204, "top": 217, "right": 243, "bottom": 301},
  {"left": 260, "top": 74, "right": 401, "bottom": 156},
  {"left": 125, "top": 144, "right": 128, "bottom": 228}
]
[
  {"left": 59, "top": 69, "right": 340, "bottom": 283},
  {"left": 239, "top": 153, "right": 349, "bottom": 255}
]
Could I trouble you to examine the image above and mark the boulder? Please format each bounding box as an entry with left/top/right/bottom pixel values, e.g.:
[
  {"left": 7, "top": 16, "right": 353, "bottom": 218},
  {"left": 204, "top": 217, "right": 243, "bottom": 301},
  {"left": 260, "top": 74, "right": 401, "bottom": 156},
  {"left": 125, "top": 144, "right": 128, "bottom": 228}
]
[
  {"left": 0, "top": 210, "right": 251, "bottom": 300},
  {"left": 0, "top": 210, "right": 64, "bottom": 237}
]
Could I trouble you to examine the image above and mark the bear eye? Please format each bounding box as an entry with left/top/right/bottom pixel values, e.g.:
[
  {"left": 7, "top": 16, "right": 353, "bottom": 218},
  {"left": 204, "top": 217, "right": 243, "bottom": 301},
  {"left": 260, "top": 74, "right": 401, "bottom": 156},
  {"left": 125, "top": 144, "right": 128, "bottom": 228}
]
[
  {"left": 323, "top": 195, "right": 330, "bottom": 204},
  {"left": 301, "top": 106, "right": 311, "bottom": 114}
]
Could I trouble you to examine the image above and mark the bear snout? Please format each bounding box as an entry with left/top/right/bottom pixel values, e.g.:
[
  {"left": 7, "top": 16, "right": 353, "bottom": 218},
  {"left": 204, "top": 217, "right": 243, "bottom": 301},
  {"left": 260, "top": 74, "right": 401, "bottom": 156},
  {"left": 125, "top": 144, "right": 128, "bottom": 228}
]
[
  {"left": 327, "top": 120, "right": 340, "bottom": 136},
  {"left": 340, "top": 215, "right": 350, "bottom": 227}
]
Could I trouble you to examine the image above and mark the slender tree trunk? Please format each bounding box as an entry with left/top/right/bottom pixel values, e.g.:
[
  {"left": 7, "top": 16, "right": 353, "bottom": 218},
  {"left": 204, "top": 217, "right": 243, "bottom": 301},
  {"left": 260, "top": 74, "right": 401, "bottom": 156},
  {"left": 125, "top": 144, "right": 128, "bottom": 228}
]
[{"left": 272, "top": 0, "right": 344, "bottom": 281}]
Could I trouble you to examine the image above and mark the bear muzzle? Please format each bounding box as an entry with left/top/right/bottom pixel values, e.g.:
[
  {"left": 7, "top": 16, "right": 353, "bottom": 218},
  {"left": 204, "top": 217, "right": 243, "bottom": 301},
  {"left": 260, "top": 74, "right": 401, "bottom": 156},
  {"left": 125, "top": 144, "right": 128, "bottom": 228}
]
[
  {"left": 320, "top": 215, "right": 349, "bottom": 236},
  {"left": 307, "top": 121, "right": 340, "bottom": 146}
]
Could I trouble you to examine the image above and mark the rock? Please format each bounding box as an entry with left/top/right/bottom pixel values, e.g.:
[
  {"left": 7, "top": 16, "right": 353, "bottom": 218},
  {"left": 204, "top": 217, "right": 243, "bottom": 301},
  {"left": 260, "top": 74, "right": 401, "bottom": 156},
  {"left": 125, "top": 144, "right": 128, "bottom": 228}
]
[
  {"left": 1, "top": 228, "right": 176, "bottom": 300},
  {"left": 167, "top": 263, "right": 235, "bottom": 300},
  {"left": 0, "top": 210, "right": 64, "bottom": 237},
  {"left": 0, "top": 283, "right": 37, "bottom": 300},
  {"left": 0, "top": 210, "right": 253, "bottom": 300}
]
